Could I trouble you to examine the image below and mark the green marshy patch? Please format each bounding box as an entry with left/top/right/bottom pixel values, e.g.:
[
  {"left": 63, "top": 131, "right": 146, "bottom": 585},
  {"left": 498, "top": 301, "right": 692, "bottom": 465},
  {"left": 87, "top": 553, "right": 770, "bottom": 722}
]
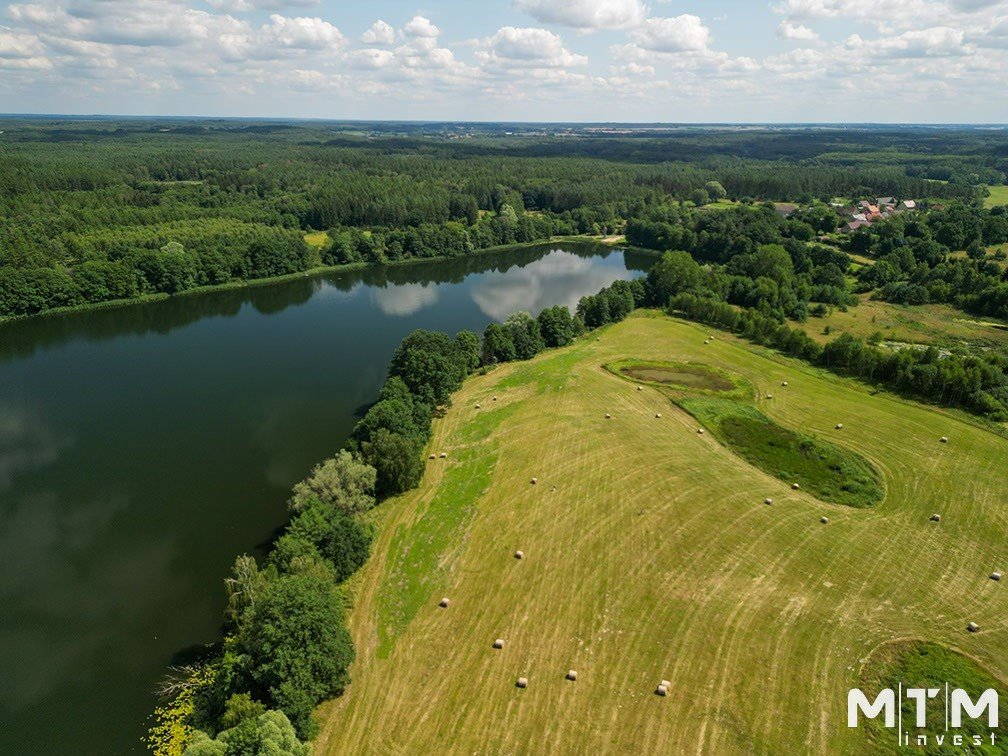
[
  {"left": 374, "top": 403, "right": 517, "bottom": 658},
  {"left": 605, "top": 358, "right": 750, "bottom": 398},
  {"left": 679, "top": 397, "right": 884, "bottom": 508},
  {"left": 860, "top": 641, "right": 1008, "bottom": 753}
]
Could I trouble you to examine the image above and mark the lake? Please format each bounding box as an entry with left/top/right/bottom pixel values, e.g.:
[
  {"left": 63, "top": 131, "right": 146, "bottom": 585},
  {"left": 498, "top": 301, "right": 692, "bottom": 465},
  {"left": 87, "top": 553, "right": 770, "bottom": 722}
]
[{"left": 0, "top": 242, "right": 651, "bottom": 754}]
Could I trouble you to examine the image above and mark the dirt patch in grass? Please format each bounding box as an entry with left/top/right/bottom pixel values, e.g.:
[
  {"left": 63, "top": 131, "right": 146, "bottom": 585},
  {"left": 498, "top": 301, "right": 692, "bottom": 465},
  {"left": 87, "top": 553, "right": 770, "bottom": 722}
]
[
  {"left": 680, "top": 397, "right": 883, "bottom": 508},
  {"left": 623, "top": 365, "right": 735, "bottom": 391},
  {"left": 860, "top": 640, "right": 1008, "bottom": 753},
  {"left": 608, "top": 359, "right": 746, "bottom": 395}
]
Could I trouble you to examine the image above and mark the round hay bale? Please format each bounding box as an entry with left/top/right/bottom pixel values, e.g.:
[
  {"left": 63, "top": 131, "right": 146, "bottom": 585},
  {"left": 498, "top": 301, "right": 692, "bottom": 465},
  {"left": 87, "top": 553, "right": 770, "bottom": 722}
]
[
  {"left": 782, "top": 381, "right": 789, "bottom": 387},
  {"left": 439, "top": 597, "right": 450, "bottom": 608},
  {"left": 655, "top": 413, "right": 662, "bottom": 419},
  {"left": 766, "top": 394, "right": 773, "bottom": 400},
  {"left": 991, "top": 572, "right": 1002, "bottom": 582},
  {"left": 792, "top": 482, "right": 801, "bottom": 490},
  {"left": 514, "top": 550, "right": 524, "bottom": 560},
  {"left": 764, "top": 497, "right": 773, "bottom": 505},
  {"left": 697, "top": 428, "right": 705, "bottom": 434},
  {"left": 439, "top": 452, "right": 447, "bottom": 458},
  {"left": 835, "top": 423, "right": 843, "bottom": 430},
  {"left": 493, "top": 638, "right": 504, "bottom": 649},
  {"left": 940, "top": 436, "right": 948, "bottom": 443},
  {"left": 475, "top": 403, "right": 481, "bottom": 409},
  {"left": 530, "top": 477, "right": 538, "bottom": 485},
  {"left": 637, "top": 385, "right": 643, "bottom": 391},
  {"left": 493, "top": 396, "right": 498, "bottom": 401},
  {"left": 516, "top": 677, "right": 528, "bottom": 688},
  {"left": 605, "top": 413, "right": 612, "bottom": 419},
  {"left": 566, "top": 670, "right": 577, "bottom": 681},
  {"left": 655, "top": 684, "right": 668, "bottom": 697},
  {"left": 820, "top": 516, "right": 829, "bottom": 524},
  {"left": 930, "top": 513, "right": 941, "bottom": 522},
  {"left": 429, "top": 454, "right": 436, "bottom": 459},
  {"left": 967, "top": 622, "right": 979, "bottom": 633}
]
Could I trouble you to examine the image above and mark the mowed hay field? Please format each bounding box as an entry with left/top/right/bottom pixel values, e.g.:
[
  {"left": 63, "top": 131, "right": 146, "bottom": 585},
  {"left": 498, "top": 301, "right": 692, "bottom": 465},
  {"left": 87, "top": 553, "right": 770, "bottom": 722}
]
[{"left": 316, "top": 311, "right": 1008, "bottom": 754}]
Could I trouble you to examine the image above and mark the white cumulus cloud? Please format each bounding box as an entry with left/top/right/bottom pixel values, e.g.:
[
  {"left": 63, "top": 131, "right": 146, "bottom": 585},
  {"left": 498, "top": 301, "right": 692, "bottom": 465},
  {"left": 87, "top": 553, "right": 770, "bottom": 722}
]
[
  {"left": 258, "top": 14, "right": 343, "bottom": 50},
  {"left": 629, "top": 15, "right": 711, "bottom": 53},
  {"left": 0, "top": 29, "right": 44, "bottom": 58},
  {"left": 478, "top": 26, "right": 587, "bottom": 68},
  {"left": 402, "top": 15, "right": 439, "bottom": 39},
  {"left": 514, "top": 0, "right": 647, "bottom": 30},
  {"left": 361, "top": 19, "right": 395, "bottom": 45},
  {"left": 778, "top": 21, "right": 820, "bottom": 41},
  {"left": 206, "top": 0, "right": 320, "bottom": 10},
  {"left": 846, "top": 26, "right": 967, "bottom": 57}
]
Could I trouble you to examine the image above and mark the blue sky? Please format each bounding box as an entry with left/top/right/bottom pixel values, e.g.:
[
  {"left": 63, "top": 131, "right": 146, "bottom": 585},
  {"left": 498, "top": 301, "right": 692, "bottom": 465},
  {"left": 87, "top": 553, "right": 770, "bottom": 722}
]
[{"left": 1, "top": 0, "right": 1007, "bottom": 122}]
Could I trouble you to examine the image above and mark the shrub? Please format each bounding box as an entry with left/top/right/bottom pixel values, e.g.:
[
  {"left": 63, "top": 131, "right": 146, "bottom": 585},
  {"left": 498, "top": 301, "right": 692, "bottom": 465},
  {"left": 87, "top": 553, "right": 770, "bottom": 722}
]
[
  {"left": 503, "top": 311, "right": 545, "bottom": 360},
  {"left": 361, "top": 428, "right": 424, "bottom": 499},
  {"left": 288, "top": 450, "right": 376, "bottom": 515},
  {"left": 237, "top": 573, "right": 354, "bottom": 738},
  {"left": 645, "top": 251, "right": 703, "bottom": 306},
  {"left": 184, "top": 708, "right": 308, "bottom": 756},
  {"left": 353, "top": 398, "right": 421, "bottom": 444},
  {"left": 453, "top": 330, "right": 481, "bottom": 373},
  {"left": 537, "top": 305, "right": 576, "bottom": 347},
  {"left": 388, "top": 330, "right": 467, "bottom": 406},
  {"left": 481, "top": 322, "right": 516, "bottom": 365},
  {"left": 285, "top": 499, "right": 371, "bottom": 583}
]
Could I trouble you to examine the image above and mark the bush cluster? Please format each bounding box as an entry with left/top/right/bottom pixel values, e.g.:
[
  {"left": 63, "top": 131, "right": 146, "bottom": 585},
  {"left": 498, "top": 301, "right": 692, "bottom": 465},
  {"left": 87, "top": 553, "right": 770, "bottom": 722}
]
[{"left": 851, "top": 204, "right": 1008, "bottom": 320}]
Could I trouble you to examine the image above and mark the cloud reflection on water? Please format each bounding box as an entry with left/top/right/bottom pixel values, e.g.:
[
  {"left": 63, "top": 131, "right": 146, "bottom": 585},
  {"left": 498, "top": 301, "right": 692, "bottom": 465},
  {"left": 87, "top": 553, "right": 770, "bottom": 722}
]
[
  {"left": 0, "top": 404, "right": 66, "bottom": 493},
  {"left": 470, "top": 251, "right": 630, "bottom": 321},
  {"left": 370, "top": 283, "right": 440, "bottom": 316}
]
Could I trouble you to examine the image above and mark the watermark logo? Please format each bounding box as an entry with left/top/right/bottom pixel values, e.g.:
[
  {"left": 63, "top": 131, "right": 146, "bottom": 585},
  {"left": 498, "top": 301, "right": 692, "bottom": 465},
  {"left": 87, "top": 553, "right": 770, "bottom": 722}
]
[{"left": 848, "top": 685, "right": 998, "bottom": 748}]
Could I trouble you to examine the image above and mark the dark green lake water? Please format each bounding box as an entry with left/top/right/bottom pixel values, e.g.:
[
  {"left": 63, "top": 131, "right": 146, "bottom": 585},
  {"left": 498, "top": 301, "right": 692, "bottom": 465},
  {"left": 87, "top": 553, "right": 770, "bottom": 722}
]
[{"left": 0, "top": 243, "right": 650, "bottom": 754}]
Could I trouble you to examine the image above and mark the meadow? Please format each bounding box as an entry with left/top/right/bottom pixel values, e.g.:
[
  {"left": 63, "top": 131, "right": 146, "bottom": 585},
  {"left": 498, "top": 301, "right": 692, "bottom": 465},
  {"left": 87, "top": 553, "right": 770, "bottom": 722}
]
[
  {"left": 316, "top": 311, "right": 1008, "bottom": 753},
  {"left": 985, "top": 185, "right": 1008, "bottom": 209},
  {"left": 793, "top": 296, "right": 1008, "bottom": 353}
]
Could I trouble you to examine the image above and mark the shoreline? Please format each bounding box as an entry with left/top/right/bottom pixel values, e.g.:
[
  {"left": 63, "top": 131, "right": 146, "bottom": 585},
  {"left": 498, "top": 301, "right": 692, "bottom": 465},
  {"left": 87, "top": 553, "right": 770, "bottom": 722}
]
[{"left": 0, "top": 235, "right": 637, "bottom": 326}]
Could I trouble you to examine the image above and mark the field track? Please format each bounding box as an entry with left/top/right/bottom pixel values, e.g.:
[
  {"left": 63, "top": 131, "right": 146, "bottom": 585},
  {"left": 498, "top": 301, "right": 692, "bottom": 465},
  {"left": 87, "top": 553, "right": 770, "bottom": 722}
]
[{"left": 316, "top": 311, "right": 1008, "bottom": 754}]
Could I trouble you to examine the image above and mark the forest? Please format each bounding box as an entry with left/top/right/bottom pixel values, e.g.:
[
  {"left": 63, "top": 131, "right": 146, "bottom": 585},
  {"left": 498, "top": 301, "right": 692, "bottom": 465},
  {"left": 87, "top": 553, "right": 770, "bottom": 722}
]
[
  {"left": 620, "top": 203, "right": 1008, "bottom": 420},
  {"left": 2, "top": 118, "right": 1006, "bottom": 319}
]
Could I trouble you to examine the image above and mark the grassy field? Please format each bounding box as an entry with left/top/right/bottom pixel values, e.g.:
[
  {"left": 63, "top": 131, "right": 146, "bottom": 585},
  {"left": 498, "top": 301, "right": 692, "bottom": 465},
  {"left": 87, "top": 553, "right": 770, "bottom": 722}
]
[
  {"left": 316, "top": 311, "right": 1008, "bottom": 753},
  {"left": 985, "top": 185, "right": 1008, "bottom": 209},
  {"left": 792, "top": 296, "right": 1008, "bottom": 352},
  {"left": 304, "top": 230, "right": 330, "bottom": 249},
  {"left": 702, "top": 199, "right": 743, "bottom": 212},
  {"left": 862, "top": 640, "right": 1008, "bottom": 750}
]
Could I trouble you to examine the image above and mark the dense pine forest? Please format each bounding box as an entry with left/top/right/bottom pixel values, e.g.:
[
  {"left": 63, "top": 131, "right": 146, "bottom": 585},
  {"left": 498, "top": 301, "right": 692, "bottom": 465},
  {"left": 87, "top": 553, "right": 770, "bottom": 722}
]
[{"left": 2, "top": 119, "right": 1006, "bottom": 319}]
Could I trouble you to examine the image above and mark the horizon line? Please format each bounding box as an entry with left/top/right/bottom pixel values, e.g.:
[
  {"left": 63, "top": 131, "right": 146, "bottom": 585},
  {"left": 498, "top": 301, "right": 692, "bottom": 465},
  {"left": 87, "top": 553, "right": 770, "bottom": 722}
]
[{"left": 1, "top": 113, "right": 1007, "bottom": 128}]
